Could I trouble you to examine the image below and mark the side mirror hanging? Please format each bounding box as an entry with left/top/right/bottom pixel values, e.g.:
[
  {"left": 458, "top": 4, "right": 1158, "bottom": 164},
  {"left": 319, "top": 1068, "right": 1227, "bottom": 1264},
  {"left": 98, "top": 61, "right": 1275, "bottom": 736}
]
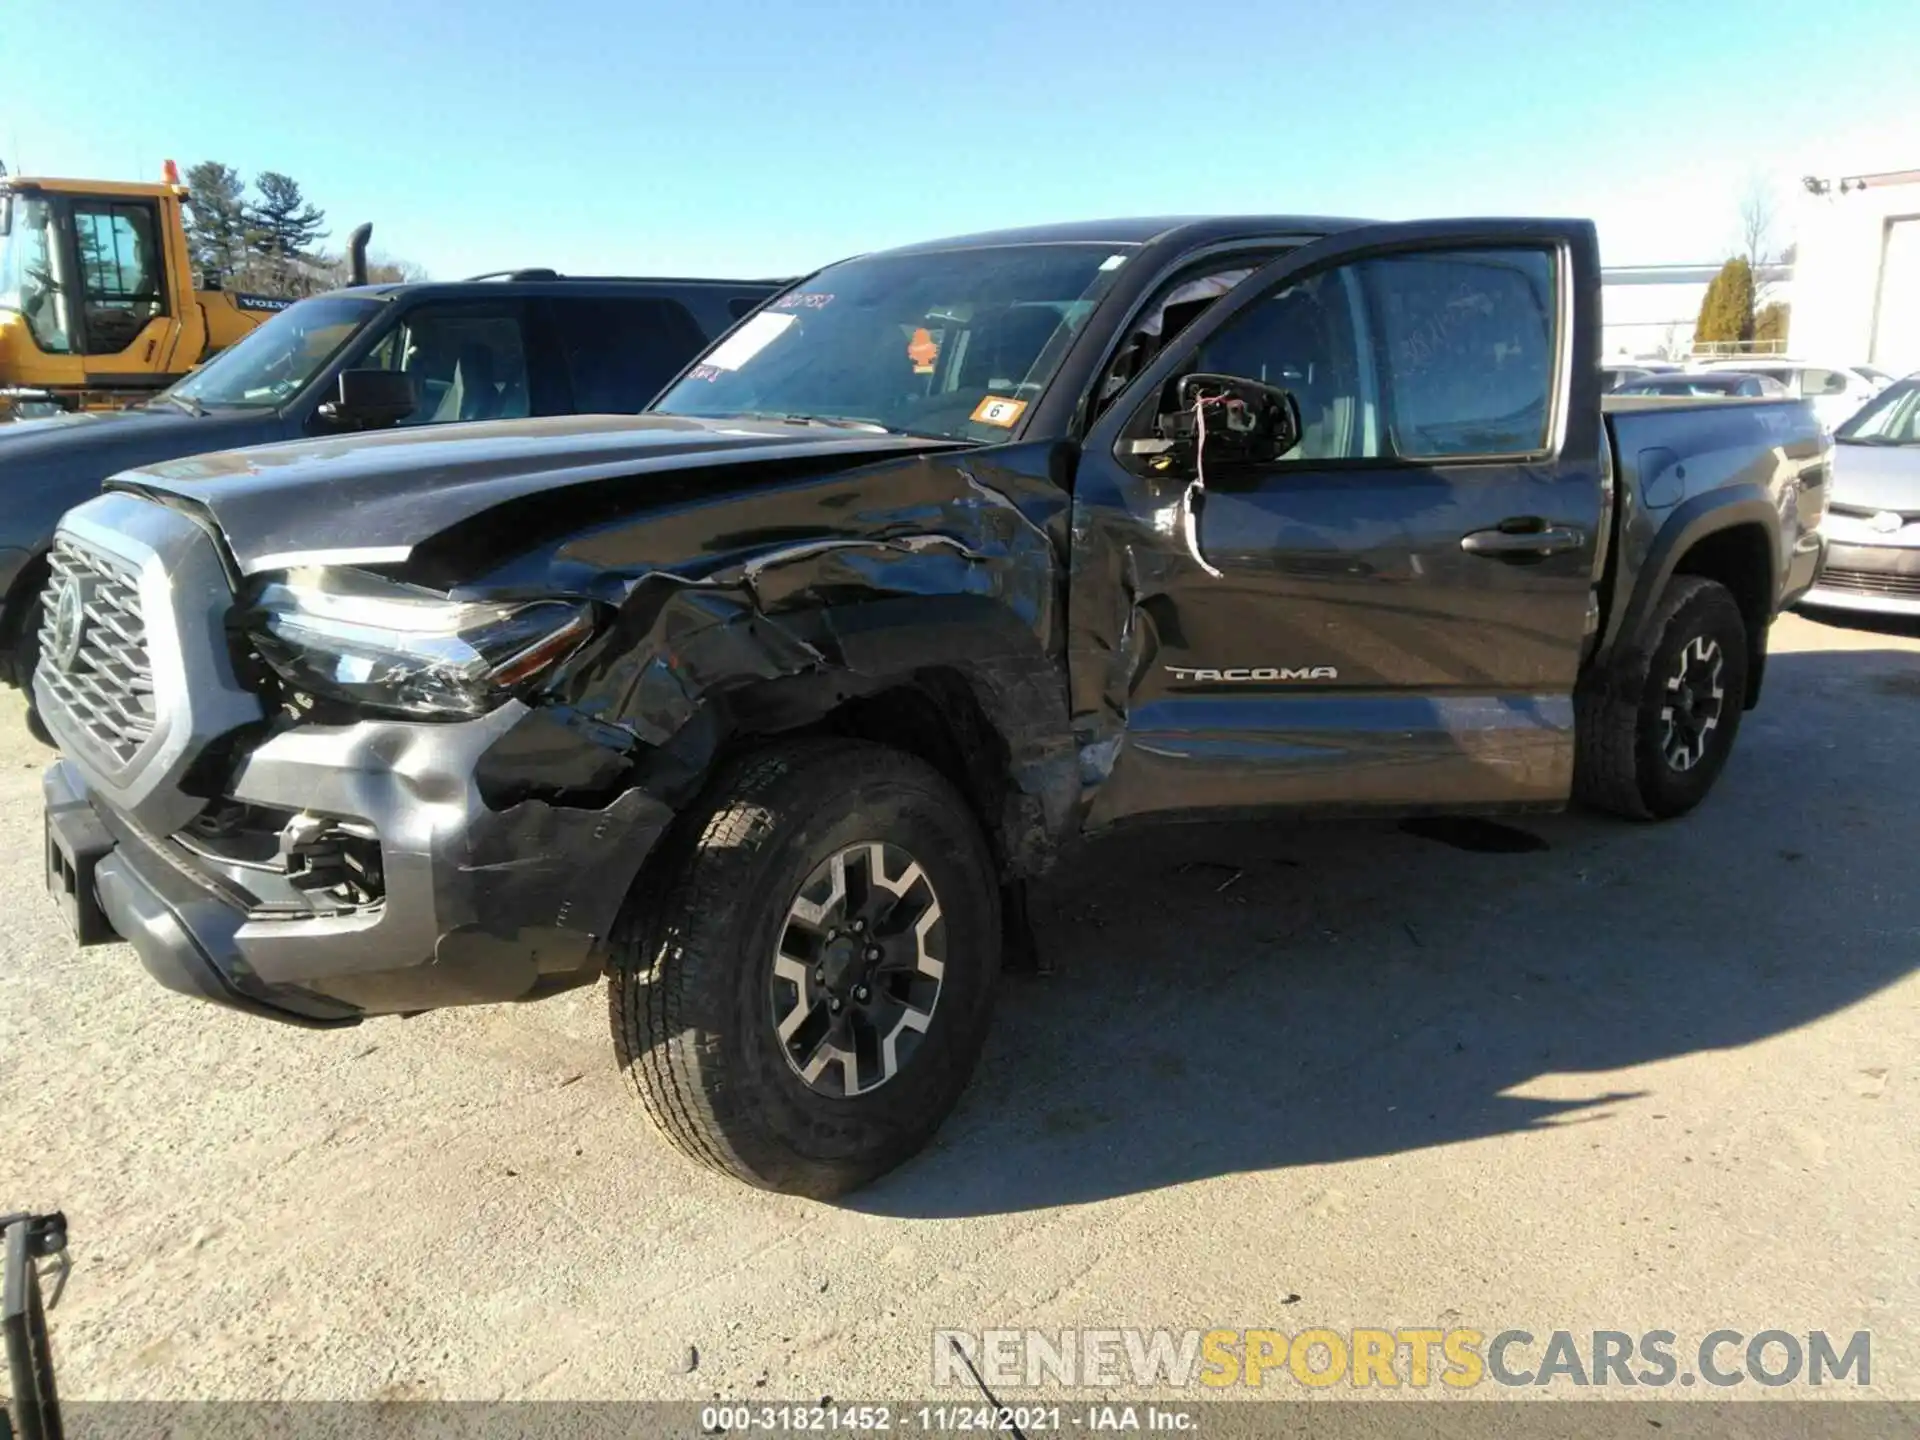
[{"left": 1157, "top": 372, "right": 1303, "bottom": 466}]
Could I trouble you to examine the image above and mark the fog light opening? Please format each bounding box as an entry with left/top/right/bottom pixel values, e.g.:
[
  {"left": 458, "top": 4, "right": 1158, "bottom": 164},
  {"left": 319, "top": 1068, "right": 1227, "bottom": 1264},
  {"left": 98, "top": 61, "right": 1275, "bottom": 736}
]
[{"left": 280, "top": 814, "right": 385, "bottom": 908}]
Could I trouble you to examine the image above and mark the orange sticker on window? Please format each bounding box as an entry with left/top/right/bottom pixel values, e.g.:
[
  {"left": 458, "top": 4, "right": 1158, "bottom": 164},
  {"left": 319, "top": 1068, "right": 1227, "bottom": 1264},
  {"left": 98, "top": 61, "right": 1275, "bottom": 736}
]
[
  {"left": 971, "top": 396, "right": 1027, "bottom": 427},
  {"left": 908, "top": 326, "right": 940, "bottom": 374}
]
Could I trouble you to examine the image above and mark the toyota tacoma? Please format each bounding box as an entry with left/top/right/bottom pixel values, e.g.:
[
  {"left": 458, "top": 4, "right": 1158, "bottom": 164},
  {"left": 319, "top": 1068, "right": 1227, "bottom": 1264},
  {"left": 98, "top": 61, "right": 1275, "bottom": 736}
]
[{"left": 38, "top": 216, "right": 1829, "bottom": 1196}]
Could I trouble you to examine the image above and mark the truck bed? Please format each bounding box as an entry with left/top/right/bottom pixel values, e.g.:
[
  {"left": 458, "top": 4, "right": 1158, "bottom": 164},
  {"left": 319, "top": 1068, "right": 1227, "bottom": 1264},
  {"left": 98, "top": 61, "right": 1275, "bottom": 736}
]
[{"left": 1602, "top": 395, "right": 1829, "bottom": 616}]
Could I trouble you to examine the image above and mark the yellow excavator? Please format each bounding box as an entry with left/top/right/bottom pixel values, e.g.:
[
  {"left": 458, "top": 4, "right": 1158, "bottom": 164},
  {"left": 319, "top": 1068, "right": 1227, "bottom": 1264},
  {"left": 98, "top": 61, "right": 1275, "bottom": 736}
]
[{"left": 0, "top": 162, "right": 369, "bottom": 420}]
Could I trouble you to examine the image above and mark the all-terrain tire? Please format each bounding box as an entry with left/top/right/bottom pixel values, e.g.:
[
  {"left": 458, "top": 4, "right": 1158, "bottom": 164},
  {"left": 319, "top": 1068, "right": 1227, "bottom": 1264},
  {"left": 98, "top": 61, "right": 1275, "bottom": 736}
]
[
  {"left": 608, "top": 738, "right": 1002, "bottom": 1197},
  {"left": 1575, "top": 575, "right": 1749, "bottom": 820}
]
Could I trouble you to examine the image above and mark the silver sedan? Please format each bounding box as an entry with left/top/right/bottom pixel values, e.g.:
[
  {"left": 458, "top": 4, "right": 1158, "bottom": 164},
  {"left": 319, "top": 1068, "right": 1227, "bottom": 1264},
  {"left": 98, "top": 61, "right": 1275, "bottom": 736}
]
[{"left": 1802, "top": 376, "right": 1920, "bottom": 617}]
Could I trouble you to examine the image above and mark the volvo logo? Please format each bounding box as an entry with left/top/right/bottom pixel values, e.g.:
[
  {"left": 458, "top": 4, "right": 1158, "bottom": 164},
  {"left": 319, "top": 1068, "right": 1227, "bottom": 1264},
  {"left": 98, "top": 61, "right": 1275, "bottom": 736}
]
[
  {"left": 1871, "top": 511, "right": 1904, "bottom": 535},
  {"left": 49, "top": 577, "right": 93, "bottom": 672}
]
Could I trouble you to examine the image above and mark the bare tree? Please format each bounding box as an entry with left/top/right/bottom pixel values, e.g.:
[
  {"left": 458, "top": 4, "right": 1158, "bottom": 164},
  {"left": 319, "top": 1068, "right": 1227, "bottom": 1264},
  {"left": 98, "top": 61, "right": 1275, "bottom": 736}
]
[
  {"left": 314, "top": 249, "right": 428, "bottom": 287},
  {"left": 1740, "top": 179, "right": 1780, "bottom": 303}
]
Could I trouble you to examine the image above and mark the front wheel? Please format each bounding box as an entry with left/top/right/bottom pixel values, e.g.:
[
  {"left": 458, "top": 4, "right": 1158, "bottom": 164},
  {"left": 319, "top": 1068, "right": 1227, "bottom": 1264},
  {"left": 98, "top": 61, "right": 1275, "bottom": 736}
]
[
  {"left": 16, "top": 597, "right": 52, "bottom": 748},
  {"left": 609, "top": 738, "right": 1002, "bottom": 1197},
  {"left": 1575, "top": 575, "right": 1750, "bottom": 820}
]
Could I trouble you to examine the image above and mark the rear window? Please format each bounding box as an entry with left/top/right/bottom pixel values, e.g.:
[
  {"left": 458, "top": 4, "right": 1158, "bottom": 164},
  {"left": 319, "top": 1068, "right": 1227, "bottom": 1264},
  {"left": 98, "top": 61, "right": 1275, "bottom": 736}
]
[{"left": 547, "top": 296, "right": 709, "bottom": 412}]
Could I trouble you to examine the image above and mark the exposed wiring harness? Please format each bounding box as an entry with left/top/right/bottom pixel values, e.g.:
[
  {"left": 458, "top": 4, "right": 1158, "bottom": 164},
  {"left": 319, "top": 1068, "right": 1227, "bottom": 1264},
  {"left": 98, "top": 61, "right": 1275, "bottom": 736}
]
[{"left": 1182, "top": 387, "right": 1228, "bottom": 578}]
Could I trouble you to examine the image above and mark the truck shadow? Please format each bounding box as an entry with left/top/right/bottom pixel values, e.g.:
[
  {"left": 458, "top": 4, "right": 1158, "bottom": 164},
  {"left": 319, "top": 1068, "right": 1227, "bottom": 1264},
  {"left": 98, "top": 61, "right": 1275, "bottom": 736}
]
[{"left": 851, "top": 643, "right": 1920, "bottom": 1217}]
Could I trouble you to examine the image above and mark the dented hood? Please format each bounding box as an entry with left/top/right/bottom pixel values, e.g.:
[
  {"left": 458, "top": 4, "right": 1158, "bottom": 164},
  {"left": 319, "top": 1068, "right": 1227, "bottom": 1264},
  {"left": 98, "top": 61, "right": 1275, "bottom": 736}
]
[{"left": 102, "top": 414, "right": 966, "bottom": 575}]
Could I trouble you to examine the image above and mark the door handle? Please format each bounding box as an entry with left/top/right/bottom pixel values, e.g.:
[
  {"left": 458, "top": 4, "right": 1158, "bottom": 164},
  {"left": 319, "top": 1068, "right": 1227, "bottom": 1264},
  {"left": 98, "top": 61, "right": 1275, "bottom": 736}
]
[{"left": 1460, "top": 524, "right": 1583, "bottom": 559}]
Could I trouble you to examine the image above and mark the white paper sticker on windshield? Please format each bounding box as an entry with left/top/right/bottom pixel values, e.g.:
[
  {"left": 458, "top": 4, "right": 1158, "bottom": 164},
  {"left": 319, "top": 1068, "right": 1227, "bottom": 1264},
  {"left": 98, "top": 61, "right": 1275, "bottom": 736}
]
[
  {"left": 703, "top": 311, "right": 797, "bottom": 371},
  {"left": 1099, "top": 254, "right": 1128, "bottom": 271}
]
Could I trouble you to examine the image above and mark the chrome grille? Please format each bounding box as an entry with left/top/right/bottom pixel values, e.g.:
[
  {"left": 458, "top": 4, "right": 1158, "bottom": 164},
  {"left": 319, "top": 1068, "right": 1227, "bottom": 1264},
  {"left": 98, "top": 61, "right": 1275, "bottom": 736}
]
[
  {"left": 1817, "top": 567, "right": 1920, "bottom": 599},
  {"left": 37, "top": 536, "right": 157, "bottom": 761}
]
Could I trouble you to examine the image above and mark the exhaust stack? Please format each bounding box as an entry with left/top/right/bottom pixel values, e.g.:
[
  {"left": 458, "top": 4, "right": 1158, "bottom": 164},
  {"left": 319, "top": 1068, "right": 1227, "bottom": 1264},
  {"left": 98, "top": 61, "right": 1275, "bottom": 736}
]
[{"left": 347, "top": 223, "right": 372, "bottom": 287}]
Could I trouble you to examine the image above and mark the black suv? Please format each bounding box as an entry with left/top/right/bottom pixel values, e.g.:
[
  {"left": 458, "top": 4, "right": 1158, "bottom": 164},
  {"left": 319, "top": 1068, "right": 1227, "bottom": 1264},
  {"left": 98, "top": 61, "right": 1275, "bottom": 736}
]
[{"left": 0, "top": 272, "right": 784, "bottom": 710}]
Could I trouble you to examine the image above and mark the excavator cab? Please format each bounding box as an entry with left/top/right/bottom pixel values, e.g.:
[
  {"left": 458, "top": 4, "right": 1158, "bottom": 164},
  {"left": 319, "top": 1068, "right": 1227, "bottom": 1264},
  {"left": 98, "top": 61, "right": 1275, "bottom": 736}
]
[
  {"left": 0, "top": 164, "right": 355, "bottom": 420},
  {"left": 0, "top": 172, "right": 194, "bottom": 417}
]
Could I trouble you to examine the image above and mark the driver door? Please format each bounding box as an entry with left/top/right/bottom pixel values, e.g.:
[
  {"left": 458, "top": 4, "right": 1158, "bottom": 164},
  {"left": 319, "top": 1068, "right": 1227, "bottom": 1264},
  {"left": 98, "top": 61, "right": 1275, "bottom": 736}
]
[{"left": 1068, "top": 220, "right": 1607, "bottom": 830}]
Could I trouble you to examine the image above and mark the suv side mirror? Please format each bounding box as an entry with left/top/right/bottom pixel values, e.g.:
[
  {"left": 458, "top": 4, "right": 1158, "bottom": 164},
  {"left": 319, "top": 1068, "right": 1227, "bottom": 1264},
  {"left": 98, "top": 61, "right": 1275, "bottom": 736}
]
[
  {"left": 317, "top": 369, "right": 417, "bottom": 431},
  {"left": 1163, "top": 372, "right": 1303, "bottom": 465}
]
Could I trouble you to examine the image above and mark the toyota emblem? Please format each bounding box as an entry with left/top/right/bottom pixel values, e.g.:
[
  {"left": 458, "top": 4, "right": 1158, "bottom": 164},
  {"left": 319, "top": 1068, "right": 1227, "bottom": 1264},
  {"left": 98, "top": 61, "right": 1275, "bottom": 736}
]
[{"left": 48, "top": 577, "right": 92, "bottom": 672}]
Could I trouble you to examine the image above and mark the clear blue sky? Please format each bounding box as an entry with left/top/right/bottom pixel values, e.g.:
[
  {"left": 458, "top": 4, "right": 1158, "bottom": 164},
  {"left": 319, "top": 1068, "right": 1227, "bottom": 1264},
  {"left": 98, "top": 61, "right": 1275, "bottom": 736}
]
[{"left": 6, "top": 0, "right": 1915, "bottom": 280}]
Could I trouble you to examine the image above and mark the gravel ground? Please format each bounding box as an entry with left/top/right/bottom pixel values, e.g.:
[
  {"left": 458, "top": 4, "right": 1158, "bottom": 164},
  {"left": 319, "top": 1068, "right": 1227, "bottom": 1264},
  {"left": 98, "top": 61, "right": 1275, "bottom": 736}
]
[{"left": 1, "top": 611, "right": 1916, "bottom": 1410}]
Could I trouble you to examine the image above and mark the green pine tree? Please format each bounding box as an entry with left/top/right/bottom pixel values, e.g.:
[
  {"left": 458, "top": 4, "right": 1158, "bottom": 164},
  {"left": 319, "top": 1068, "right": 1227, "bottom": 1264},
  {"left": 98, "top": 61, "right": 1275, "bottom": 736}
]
[
  {"left": 182, "top": 161, "right": 250, "bottom": 284},
  {"left": 1694, "top": 257, "right": 1756, "bottom": 346},
  {"left": 1753, "top": 301, "right": 1790, "bottom": 349},
  {"left": 246, "top": 172, "right": 327, "bottom": 260}
]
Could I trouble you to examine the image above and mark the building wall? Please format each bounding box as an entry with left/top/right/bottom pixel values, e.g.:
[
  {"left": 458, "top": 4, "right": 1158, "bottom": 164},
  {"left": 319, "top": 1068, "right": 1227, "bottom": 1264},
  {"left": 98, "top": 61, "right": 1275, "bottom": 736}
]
[
  {"left": 1600, "top": 263, "right": 1793, "bottom": 361},
  {"left": 1792, "top": 168, "right": 1920, "bottom": 373}
]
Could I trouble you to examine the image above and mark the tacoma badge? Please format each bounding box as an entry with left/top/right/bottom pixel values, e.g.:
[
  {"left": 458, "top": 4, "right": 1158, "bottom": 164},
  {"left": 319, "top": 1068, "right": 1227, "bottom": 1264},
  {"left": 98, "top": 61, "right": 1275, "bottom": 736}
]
[{"left": 1164, "top": 665, "right": 1339, "bottom": 683}]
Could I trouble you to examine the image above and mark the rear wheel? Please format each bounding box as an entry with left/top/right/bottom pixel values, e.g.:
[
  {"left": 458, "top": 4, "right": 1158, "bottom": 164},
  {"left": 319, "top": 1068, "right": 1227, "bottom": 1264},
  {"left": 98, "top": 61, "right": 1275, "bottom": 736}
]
[
  {"left": 1575, "top": 575, "right": 1749, "bottom": 820},
  {"left": 609, "top": 738, "right": 1001, "bottom": 1197}
]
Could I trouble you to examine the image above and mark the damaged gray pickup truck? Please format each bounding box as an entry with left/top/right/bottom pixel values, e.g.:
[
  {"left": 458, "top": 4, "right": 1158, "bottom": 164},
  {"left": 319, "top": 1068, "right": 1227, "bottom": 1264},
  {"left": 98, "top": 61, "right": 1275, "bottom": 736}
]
[{"left": 40, "top": 216, "right": 1828, "bottom": 1196}]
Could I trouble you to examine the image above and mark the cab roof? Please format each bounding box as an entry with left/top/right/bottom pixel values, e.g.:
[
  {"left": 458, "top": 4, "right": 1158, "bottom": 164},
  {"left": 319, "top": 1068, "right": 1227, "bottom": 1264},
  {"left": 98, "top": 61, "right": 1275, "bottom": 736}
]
[
  {"left": 335, "top": 275, "right": 789, "bottom": 303},
  {"left": 1, "top": 176, "right": 183, "bottom": 199},
  {"left": 875, "top": 215, "right": 1376, "bottom": 255}
]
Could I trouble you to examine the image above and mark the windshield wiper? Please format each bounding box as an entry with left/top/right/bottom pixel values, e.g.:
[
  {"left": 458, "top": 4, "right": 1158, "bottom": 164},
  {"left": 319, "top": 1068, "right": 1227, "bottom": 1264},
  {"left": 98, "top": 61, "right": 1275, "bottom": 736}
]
[
  {"left": 155, "top": 391, "right": 206, "bottom": 418},
  {"left": 769, "top": 413, "right": 895, "bottom": 433},
  {"left": 692, "top": 410, "right": 965, "bottom": 444},
  {"left": 1837, "top": 435, "right": 1910, "bottom": 446}
]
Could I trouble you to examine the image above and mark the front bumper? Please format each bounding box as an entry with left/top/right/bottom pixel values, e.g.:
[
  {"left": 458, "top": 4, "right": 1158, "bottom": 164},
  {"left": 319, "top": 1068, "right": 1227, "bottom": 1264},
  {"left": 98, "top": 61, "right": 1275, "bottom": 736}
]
[
  {"left": 45, "top": 704, "right": 674, "bottom": 1025},
  {"left": 1800, "top": 536, "right": 1920, "bottom": 618}
]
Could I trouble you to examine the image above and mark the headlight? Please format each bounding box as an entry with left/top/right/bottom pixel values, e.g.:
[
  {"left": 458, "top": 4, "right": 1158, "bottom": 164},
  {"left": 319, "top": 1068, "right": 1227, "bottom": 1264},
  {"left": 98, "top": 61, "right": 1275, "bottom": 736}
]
[{"left": 248, "top": 567, "right": 596, "bottom": 718}]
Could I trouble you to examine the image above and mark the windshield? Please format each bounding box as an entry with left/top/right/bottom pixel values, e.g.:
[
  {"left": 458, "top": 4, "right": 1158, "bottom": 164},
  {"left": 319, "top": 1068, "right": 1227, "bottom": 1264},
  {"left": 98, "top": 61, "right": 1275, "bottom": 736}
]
[
  {"left": 652, "top": 243, "right": 1137, "bottom": 441},
  {"left": 0, "top": 193, "right": 76, "bottom": 354},
  {"left": 1835, "top": 378, "right": 1920, "bottom": 446},
  {"left": 169, "top": 295, "right": 382, "bottom": 408}
]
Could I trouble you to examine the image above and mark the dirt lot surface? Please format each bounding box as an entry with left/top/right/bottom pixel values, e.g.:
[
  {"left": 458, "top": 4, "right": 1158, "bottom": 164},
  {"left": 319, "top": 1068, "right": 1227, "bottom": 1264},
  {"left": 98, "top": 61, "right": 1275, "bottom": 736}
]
[{"left": 2, "top": 611, "right": 1916, "bottom": 1411}]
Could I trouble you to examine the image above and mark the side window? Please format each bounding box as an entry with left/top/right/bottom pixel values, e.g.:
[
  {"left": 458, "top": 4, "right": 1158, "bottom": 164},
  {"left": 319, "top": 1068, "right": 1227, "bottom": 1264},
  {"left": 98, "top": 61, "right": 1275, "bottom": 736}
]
[
  {"left": 1, "top": 195, "right": 72, "bottom": 354},
  {"left": 71, "top": 200, "right": 166, "bottom": 356},
  {"left": 1140, "top": 244, "right": 1561, "bottom": 465},
  {"left": 1359, "top": 249, "right": 1557, "bottom": 458},
  {"left": 1800, "top": 366, "right": 1849, "bottom": 397},
  {"left": 1184, "top": 267, "right": 1380, "bottom": 461},
  {"left": 1093, "top": 261, "right": 1262, "bottom": 420},
  {"left": 548, "top": 297, "right": 708, "bottom": 411},
  {"left": 357, "top": 305, "right": 530, "bottom": 426}
]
